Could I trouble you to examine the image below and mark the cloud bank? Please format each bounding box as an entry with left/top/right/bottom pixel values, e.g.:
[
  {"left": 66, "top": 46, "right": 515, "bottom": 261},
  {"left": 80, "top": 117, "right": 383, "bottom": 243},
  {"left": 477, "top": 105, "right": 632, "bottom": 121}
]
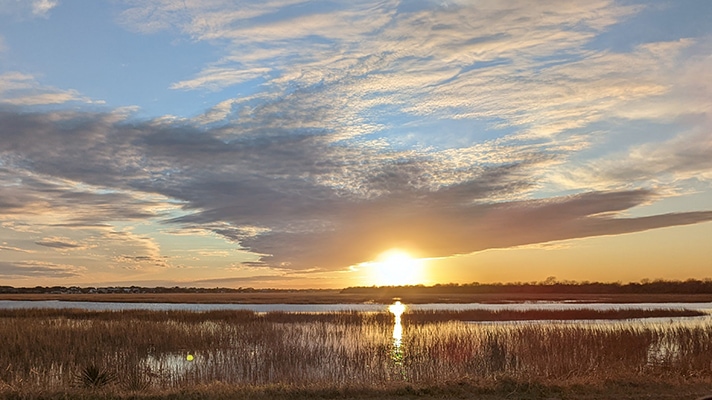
[
  {"left": 1, "top": 1, "right": 711, "bottom": 281},
  {"left": 1, "top": 106, "right": 710, "bottom": 273}
]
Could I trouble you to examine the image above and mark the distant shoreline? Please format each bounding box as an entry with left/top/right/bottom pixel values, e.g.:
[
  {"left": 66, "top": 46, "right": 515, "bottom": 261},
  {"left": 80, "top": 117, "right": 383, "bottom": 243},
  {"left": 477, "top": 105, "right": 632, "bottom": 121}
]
[{"left": 2, "top": 292, "right": 712, "bottom": 304}]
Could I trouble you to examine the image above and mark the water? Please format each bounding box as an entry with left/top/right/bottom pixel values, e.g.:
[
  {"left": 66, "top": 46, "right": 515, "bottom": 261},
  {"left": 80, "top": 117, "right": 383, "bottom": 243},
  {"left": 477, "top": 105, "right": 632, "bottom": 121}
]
[{"left": 2, "top": 299, "right": 711, "bottom": 313}]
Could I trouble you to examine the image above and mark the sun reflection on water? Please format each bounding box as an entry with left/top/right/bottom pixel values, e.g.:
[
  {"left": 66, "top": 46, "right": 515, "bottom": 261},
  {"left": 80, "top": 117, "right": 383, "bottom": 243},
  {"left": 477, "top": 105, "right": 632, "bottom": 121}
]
[
  {"left": 388, "top": 300, "right": 406, "bottom": 347},
  {"left": 388, "top": 300, "right": 406, "bottom": 371}
]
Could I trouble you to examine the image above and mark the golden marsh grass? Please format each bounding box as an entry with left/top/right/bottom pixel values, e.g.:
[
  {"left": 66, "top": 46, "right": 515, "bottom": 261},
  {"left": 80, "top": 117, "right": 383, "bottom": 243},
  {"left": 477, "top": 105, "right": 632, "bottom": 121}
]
[{"left": 0, "top": 308, "right": 711, "bottom": 397}]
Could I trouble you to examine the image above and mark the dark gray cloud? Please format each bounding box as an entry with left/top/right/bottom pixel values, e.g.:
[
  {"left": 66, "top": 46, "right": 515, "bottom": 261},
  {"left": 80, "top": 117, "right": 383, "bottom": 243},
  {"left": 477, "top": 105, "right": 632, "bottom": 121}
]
[
  {"left": 1, "top": 106, "right": 711, "bottom": 274},
  {"left": 35, "top": 238, "right": 82, "bottom": 249},
  {"left": 240, "top": 189, "right": 712, "bottom": 269}
]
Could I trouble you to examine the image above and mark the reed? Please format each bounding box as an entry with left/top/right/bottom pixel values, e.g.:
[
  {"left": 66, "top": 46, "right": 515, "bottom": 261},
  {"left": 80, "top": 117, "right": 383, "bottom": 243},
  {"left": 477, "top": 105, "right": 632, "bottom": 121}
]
[
  {"left": 403, "top": 308, "right": 705, "bottom": 322},
  {"left": 0, "top": 309, "right": 710, "bottom": 396},
  {"left": 0, "top": 306, "right": 700, "bottom": 322}
]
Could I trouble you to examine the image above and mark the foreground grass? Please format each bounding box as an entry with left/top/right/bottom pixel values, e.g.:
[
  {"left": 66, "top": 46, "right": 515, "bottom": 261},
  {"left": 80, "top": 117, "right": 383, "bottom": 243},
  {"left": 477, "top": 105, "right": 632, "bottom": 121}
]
[
  {"left": 3, "top": 380, "right": 712, "bottom": 400},
  {"left": 1, "top": 309, "right": 711, "bottom": 398}
]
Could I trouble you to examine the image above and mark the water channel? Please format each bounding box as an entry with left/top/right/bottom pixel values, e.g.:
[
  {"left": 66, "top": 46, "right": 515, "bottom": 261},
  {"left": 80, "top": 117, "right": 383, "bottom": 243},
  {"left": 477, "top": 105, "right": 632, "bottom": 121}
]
[{"left": 2, "top": 299, "right": 711, "bottom": 313}]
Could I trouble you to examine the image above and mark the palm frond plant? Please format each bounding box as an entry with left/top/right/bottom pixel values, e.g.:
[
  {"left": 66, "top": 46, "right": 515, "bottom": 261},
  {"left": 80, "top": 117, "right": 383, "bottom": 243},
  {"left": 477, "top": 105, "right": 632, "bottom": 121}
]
[{"left": 75, "top": 364, "right": 117, "bottom": 388}]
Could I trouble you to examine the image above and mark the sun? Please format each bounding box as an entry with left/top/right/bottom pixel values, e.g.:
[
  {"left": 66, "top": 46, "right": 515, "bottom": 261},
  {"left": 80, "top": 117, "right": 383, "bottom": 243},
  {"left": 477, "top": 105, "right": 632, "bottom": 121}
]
[{"left": 371, "top": 249, "right": 426, "bottom": 286}]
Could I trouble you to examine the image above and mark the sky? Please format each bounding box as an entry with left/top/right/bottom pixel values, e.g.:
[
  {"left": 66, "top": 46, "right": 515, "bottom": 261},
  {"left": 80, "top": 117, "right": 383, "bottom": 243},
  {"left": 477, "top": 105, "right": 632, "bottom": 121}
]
[{"left": 0, "top": 0, "right": 711, "bottom": 289}]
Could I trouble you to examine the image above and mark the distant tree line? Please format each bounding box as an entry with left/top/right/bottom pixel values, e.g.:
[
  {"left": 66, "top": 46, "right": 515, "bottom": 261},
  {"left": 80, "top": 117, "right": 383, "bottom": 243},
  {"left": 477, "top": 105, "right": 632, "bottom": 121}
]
[
  {"left": 3, "top": 278, "right": 712, "bottom": 295},
  {"left": 340, "top": 278, "right": 712, "bottom": 295},
  {"left": 0, "top": 285, "right": 315, "bottom": 294}
]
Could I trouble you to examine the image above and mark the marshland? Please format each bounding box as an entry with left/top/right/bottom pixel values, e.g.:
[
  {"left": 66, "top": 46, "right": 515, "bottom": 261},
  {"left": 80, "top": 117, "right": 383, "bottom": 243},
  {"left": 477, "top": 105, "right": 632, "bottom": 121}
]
[{"left": 2, "top": 304, "right": 712, "bottom": 399}]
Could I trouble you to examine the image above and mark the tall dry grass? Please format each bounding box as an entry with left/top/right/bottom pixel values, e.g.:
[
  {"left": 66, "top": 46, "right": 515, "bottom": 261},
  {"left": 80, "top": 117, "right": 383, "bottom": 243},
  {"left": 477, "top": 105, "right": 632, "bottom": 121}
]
[{"left": 0, "top": 308, "right": 711, "bottom": 395}]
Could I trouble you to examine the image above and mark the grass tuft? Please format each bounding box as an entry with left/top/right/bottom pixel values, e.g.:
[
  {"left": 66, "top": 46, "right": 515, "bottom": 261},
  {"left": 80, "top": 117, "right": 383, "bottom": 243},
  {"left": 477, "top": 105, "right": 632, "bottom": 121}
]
[{"left": 75, "top": 364, "right": 117, "bottom": 388}]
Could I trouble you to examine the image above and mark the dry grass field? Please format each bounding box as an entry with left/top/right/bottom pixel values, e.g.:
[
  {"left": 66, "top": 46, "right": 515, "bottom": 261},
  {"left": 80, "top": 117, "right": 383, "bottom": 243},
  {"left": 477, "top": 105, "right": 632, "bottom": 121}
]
[{"left": 1, "top": 308, "right": 711, "bottom": 399}]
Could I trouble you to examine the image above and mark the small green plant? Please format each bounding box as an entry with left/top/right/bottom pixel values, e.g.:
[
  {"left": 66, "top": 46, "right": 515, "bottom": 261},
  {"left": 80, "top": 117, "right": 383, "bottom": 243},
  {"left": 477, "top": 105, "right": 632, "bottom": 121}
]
[{"left": 76, "top": 364, "right": 117, "bottom": 388}]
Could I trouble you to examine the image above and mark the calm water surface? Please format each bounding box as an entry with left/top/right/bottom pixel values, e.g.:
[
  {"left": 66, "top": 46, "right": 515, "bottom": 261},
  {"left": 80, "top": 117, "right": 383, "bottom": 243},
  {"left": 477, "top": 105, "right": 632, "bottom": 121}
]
[{"left": 1, "top": 300, "right": 711, "bottom": 313}]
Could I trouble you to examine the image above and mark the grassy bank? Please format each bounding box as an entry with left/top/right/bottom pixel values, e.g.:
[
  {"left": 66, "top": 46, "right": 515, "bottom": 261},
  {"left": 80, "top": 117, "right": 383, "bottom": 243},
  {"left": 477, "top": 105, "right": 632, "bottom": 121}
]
[
  {"left": 1, "top": 309, "right": 711, "bottom": 398},
  {"left": 3, "top": 380, "right": 712, "bottom": 399},
  {"left": 0, "top": 307, "right": 705, "bottom": 322}
]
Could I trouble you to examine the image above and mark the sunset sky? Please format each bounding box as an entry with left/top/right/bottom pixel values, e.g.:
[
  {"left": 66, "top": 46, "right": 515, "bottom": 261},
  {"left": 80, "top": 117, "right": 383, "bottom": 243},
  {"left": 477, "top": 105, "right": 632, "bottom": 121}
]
[{"left": 0, "top": 0, "right": 711, "bottom": 288}]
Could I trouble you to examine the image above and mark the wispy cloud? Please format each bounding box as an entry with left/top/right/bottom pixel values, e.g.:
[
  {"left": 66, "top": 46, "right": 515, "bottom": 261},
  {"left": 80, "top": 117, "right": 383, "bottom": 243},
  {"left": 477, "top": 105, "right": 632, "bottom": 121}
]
[
  {"left": 0, "top": 72, "right": 100, "bottom": 106},
  {"left": 550, "top": 121, "right": 712, "bottom": 191},
  {"left": 119, "top": 1, "right": 647, "bottom": 140},
  {"left": 0, "top": 163, "right": 171, "bottom": 225},
  {"left": 35, "top": 236, "right": 88, "bottom": 250},
  {"left": 0, "top": 244, "right": 32, "bottom": 253},
  {"left": 171, "top": 67, "right": 271, "bottom": 91},
  {"left": 0, "top": 260, "right": 82, "bottom": 278},
  {"left": 31, "top": 0, "right": 57, "bottom": 17},
  {"left": 0, "top": 0, "right": 58, "bottom": 18}
]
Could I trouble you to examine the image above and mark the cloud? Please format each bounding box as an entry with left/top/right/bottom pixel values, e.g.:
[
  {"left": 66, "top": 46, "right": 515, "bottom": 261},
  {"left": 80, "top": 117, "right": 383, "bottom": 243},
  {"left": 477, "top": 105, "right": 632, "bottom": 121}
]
[
  {"left": 117, "top": 0, "right": 651, "bottom": 140},
  {"left": 0, "top": 261, "right": 82, "bottom": 278},
  {"left": 1, "top": 108, "right": 710, "bottom": 274},
  {"left": 236, "top": 188, "right": 712, "bottom": 270},
  {"left": 0, "top": 163, "right": 171, "bottom": 226},
  {"left": 95, "top": 229, "right": 170, "bottom": 270},
  {"left": 117, "top": 0, "right": 328, "bottom": 35},
  {"left": 544, "top": 38, "right": 712, "bottom": 191},
  {"left": 31, "top": 0, "right": 57, "bottom": 17},
  {"left": 113, "top": 255, "right": 170, "bottom": 269},
  {"left": 115, "top": 1, "right": 712, "bottom": 199},
  {"left": 2, "top": 1, "right": 711, "bottom": 278},
  {"left": 171, "top": 67, "right": 271, "bottom": 91},
  {"left": 115, "top": 0, "right": 712, "bottom": 200},
  {"left": 115, "top": 0, "right": 709, "bottom": 155},
  {"left": 0, "top": 0, "right": 58, "bottom": 18},
  {"left": 0, "top": 221, "right": 41, "bottom": 233},
  {"left": 0, "top": 244, "right": 32, "bottom": 253},
  {"left": 35, "top": 236, "right": 86, "bottom": 250},
  {"left": 551, "top": 122, "right": 712, "bottom": 191},
  {"left": 0, "top": 72, "right": 98, "bottom": 106},
  {"left": 191, "top": 274, "right": 300, "bottom": 287}
]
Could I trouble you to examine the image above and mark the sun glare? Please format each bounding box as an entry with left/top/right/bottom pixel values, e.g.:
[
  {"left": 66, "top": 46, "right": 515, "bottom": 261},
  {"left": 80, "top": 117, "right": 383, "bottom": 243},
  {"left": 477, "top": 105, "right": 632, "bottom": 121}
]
[{"left": 371, "top": 249, "right": 425, "bottom": 286}]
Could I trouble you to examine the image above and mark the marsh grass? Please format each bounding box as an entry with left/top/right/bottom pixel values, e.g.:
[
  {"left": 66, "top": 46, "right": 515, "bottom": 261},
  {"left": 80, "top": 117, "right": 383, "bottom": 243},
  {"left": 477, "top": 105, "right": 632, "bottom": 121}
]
[
  {"left": 0, "top": 308, "right": 711, "bottom": 396},
  {"left": 403, "top": 308, "right": 705, "bottom": 322}
]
